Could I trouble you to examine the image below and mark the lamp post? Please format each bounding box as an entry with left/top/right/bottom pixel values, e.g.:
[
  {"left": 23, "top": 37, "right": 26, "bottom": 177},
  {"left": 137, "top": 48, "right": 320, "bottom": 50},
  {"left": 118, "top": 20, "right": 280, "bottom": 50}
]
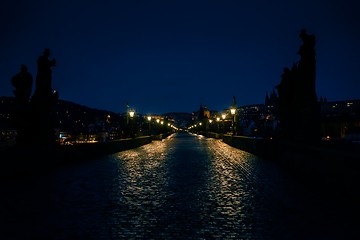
[
  {"left": 155, "top": 118, "right": 160, "bottom": 134},
  {"left": 147, "top": 116, "right": 152, "bottom": 136},
  {"left": 216, "top": 117, "right": 220, "bottom": 133},
  {"left": 129, "top": 109, "right": 135, "bottom": 138},
  {"left": 230, "top": 107, "right": 236, "bottom": 135},
  {"left": 230, "top": 96, "right": 237, "bottom": 136},
  {"left": 222, "top": 113, "right": 226, "bottom": 134},
  {"left": 129, "top": 109, "right": 135, "bottom": 118}
]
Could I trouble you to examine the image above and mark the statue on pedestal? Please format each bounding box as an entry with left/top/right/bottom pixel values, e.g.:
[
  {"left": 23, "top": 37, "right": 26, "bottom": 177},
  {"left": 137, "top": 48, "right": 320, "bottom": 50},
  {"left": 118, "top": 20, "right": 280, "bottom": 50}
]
[
  {"left": 31, "top": 48, "right": 59, "bottom": 144},
  {"left": 11, "top": 64, "right": 33, "bottom": 144},
  {"left": 276, "top": 29, "right": 320, "bottom": 142},
  {"left": 33, "top": 48, "right": 57, "bottom": 101}
]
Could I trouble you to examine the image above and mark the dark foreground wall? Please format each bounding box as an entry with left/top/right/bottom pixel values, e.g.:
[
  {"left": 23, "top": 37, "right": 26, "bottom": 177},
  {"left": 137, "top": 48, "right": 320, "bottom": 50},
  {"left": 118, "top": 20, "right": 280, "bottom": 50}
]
[
  {"left": 276, "top": 141, "right": 359, "bottom": 194},
  {"left": 222, "top": 135, "right": 359, "bottom": 197},
  {"left": 151, "top": 132, "right": 173, "bottom": 140},
  {"left": 222, "top": 135, "right": 277, "bottom": 159},
  {"left": 206, "top": 132, "right": 222, "bottom": 139},
  {"left": 59, "top": 136, "right": 152, "bottom": 161},
  {"left": 0, "top": 136, "right": 152, "bottom": 178}
]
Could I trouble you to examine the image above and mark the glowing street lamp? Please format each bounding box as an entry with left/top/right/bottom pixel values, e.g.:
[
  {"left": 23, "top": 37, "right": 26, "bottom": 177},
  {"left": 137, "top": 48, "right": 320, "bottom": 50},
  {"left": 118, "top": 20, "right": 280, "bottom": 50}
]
[
  {"left": 222, "top": 114, "right": 226, "bottom": 133},
  {"left": 230, "top": 96, "right": 237, "bottom": 135},
  {"left": 230, "top": 108, "right": 236, "bottom": 135},
  {"left": 216, "top": 117, "right": 220, "bottom": 132},
  {"left": 129, "top": 109, "right": 135, "bottom": 118},
  {"left": 128, "top": 109, "right": 135, "bottom": 138},
  {"left": 147, "top": 116, "right": 152, "bottom": 136}
]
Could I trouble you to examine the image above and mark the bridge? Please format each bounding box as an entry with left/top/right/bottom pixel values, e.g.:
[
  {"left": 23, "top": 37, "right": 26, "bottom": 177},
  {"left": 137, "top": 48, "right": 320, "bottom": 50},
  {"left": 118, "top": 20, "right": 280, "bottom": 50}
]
[{"left": 0, "top": 132, "right": 358, "bottom": 239}]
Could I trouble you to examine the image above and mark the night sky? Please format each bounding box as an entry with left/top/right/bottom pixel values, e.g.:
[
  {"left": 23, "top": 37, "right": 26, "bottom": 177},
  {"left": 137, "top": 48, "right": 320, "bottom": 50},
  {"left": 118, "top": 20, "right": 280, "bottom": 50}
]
[{"left": 1, "top": 0, "right": 359, "bottom": 114}]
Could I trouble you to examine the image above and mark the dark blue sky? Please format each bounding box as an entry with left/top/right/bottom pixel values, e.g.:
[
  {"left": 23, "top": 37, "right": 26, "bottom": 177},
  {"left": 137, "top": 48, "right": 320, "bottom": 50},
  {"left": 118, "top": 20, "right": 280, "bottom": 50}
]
[{"left": 1, "top": 0, "right": 359, "bottom": 114}]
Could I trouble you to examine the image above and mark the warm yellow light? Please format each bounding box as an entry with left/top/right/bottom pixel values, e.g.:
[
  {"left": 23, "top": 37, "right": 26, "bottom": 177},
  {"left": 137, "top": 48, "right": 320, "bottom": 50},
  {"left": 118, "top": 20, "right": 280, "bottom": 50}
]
[
  {"left": 209, "top": 119, "right": 213, "bottom": 123},
  {"left": 129, "top": 110, "right": 135, "bottom": 118},
  {"left": 147, "top": 116, "right": 152, "bottom": 121},
  {"left": 222, "top": 114, "right": 226, "bottom": 119},
  {"left": 156, "top": 119, "right": 160, "bottom": 123},
  {"left": 161, "top": 121, "right": 164, "bottom": 125},
  {"left": 230, "top": 108, "right": 236, "bottom": 115},
  {"left": 199, "top": 122, "right": 202, "bottom": 126},
  {"left": 216, "top": 117, "right": 220, "bottom": 121}
]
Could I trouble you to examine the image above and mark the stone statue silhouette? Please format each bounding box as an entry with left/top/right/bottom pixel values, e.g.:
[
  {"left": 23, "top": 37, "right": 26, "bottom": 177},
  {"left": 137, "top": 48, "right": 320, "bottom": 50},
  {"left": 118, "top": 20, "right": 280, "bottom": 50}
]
[
  {"left": 298, "top": 29, "right": 316, "bottom": 62},
  {"left": 276, "top": 29, "right": 320, "bottom": 142},
  {"left": 276, "top": 66, "right": 295, "bottom": 139},
  {"left": 11, "top": 64, "right": 33, "bottom": 104},
  {"left": 31, "top": 48, "right": 59, "bottom": 144},
  {"left": 34, "top": 48, "right": 56, "bottom": 99},
  {"left": 11, "top": 64, "right": 33, "bottom": 144}
]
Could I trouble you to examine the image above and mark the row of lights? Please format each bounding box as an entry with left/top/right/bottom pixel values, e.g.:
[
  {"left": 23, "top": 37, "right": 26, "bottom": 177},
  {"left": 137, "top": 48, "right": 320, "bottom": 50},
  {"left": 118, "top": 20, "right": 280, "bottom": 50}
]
[
  {"left": 128, "top": 105, "right": 238, "bottom": 132},
  {"left": 188, "top": 108, "right": 237, "bottom": 130},
  {"left": 128, "top": 109, "right": 179, "bottom": 129}
]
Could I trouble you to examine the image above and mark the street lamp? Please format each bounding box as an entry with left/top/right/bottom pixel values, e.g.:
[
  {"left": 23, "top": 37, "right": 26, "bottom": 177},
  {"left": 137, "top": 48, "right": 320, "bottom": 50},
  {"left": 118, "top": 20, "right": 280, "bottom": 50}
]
[
  {"left": 230, "top": 107, "right": 236, "bottom": 135},
  {"left": 147, "top": 116, "right": 152, "bottom": 136},
  {"left": 129, "top": 109, "right": 135, "bottom": 118},
  {"left": 128, "top": 109, "right": 135, "bottom": 138},
  {"left": 222, "top": 113, "right": 226, "bottom": 134},
  {"left": 231, "top": 96, "right": 237, "bottom": 135},
  {"left": 216, "top": 117, "right": 220, "bottom": 132},
  {"left": 208, "top": 119, "right": 213, "bottom": 134}
]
